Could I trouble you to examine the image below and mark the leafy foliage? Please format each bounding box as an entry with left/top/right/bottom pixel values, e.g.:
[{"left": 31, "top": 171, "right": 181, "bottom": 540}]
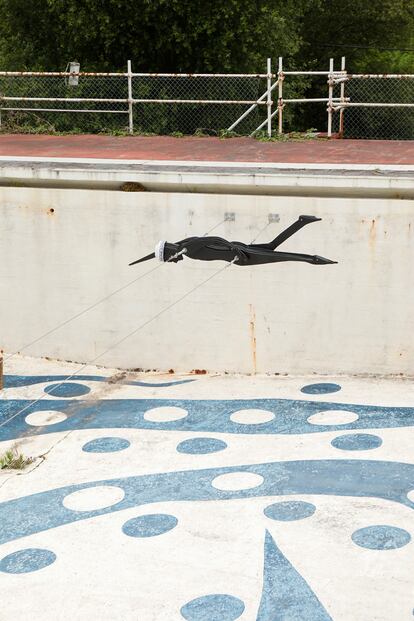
[
  {"left": 0, "top": 0, "right": 302, "bottom": 72},
  {"left": 0, "top": 0, "right": 412, "bottom": 135}
]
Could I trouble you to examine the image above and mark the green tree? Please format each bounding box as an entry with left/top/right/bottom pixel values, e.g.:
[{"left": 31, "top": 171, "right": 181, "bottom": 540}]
[
  {"left": 298, "top": 0, "right": 413, "bottom": 71},
  {"left": 0, "top": 0, "right": 302, "bottom": 72},
  {"left": 291, "top": 0, "right": 414, "bottom": 131}
]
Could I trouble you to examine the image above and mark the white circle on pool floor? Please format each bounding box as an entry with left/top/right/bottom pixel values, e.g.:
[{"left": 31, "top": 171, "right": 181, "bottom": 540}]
[
  {"left": 63, "top": 485, "right": 125, "bottom": 512},
  {"left": 230, "top": 408, "right": 275, "bottom": 424},
  {"left": 307, "top": 410, "right": 359, "bottom": 425},
  {"left": 25, "top": 410, "right": 67, "bottom": 426},
  {"left": 144, "top": 406, "right": 188, "bottom": 422},
  {"left": 407, "top": 490, "right": 414, "bottom": 503},
  {"left": 212, "top": 472, "right": 264, "bottom": 491}
]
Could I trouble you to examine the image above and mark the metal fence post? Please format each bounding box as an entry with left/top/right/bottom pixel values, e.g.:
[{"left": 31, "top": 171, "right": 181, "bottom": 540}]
[
  {"left": 278, "top": 57, "right": 284, "bottom": 134},
  {"left": 127, "top": 59, "right": 134, "bottom": 134},
  {"left": 0, "top": 355, "right": 3, "bottom": 391},
  {"left": 327, "top": 58, "right": 334, "bottom": 137},
  {"left": 339, "top": 56, "right": 346, "bottom": 137},
  {"left": 267, "top": 57, "right": 272, "bottom": 137}
]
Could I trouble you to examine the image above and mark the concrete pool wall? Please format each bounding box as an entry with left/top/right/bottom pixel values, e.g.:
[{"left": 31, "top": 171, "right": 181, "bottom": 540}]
[{"left": 0, "top": 160, "right": 413, "bottom": 375}]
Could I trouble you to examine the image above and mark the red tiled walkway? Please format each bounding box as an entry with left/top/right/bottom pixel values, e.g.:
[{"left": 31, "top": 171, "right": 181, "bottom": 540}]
[{"left": 0, "top": 134, "right": 413, "bottom": 164}]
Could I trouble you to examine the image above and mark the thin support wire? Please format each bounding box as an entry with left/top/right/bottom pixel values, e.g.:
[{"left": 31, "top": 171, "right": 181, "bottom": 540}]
[
  {"left": 2, "top": 261, "right": 165, "bottom": 364},
  {"left": 3, "top": 219, "right": 226, "bottom": 365},
  {"left": 250, "top": 221, "right": 271, "bottom": 244},
  {"left": 0, "top": 256, "right": 238, "bottom": 430},
  {"left": 203, "top": 218, "right": 226, "bottom": 236}
]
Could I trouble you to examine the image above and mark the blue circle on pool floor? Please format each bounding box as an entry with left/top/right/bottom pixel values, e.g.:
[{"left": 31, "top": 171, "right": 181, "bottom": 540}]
[
  {"left": 44, "top": 382, "right": 91, "bottom": 397},
  {"left": 0, "top": 548, "right": 56, "bottom": 574},
  {"left": 82, "top": 437, "right": 130, "bottom": 453},
  {"left": 352, "top": 525, "right": 411, "bottom": 550},
  {"left": 177, "top": 437, "right": 227, "bottom": 455},
  {"left": 301, "top": 382, "right": 341, "bottom": 395},
  {"left": 181, "top": 594, "right": 245, "bottom": 621},
  {"left": 331, "top": 433, "right": 382, "bottom": 451},
  {"left": 122, "top": 513, "right": 178, "bottom": 538},
  {"left": 264, "top": 500, "right": 316, "bottom": 521}
]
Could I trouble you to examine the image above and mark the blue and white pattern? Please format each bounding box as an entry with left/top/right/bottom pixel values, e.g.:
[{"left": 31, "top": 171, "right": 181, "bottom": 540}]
[{"left": 0, "top": 365, "right": 413, "bottom": 620}]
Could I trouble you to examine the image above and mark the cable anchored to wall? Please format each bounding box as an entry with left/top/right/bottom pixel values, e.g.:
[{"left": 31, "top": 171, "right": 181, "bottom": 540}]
[
  {"left": 2, "top": 217, "right": 227, "bottom": 365},
  {"left": 0, "top": 255, "right": 237, "bottom": 430}
]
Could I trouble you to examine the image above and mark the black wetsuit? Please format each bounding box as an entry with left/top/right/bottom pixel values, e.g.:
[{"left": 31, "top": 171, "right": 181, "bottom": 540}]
[{"left": 129, "top": 215, "right": 337, "bottom": 267}]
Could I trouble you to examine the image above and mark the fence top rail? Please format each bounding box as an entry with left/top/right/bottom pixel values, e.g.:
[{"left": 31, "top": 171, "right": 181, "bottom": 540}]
[
  {"left": 0, "top": 71, "right": 276, "bottom": 79},
  {"left": 334, "top": 102, "right": 414, "bottom": 108},
  {"left": 0, "top": 70, "right": 413, "bottom": 79},
  {"left": 0, "top": 96, "right": 128, "bottom": 102},
  {"left": 0, "top": 71, "right": 127, "bottom": 77},
  {"left": 346, "top": 73, "right": 414, "bottom": 79},
  {"left": 282, "top": 70, "right": 347, "bottom": 76},
  {"left": 131, "top": 72, "right": 274, "bottom": 78}
]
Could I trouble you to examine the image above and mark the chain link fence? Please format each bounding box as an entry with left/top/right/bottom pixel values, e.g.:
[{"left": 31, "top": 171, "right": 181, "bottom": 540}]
[
  {"left": 0, "top": 73, "right": 129, "bottom": 133},
  {"left": 335, "top": 76, "right": 414, "bottom": 140},
  {"left": 132, "top": 75, "right": 267, "bottom": 135},
  {"left": 0, "top": 72, "right": 271, "bottom": 136},
  {"left": 0, "top": 63, "right": 413, "bottom": 139}
]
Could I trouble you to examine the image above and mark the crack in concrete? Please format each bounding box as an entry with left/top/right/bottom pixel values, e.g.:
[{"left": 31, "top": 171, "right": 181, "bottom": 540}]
[{"left": 0, "top": 369, "right": 129, "bottom": 494}]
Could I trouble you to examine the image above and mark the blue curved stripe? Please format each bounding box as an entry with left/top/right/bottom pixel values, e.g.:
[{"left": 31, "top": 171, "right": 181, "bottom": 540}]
[
  {"left": 257, "top": 531, "right": 332, "bottom": 620},
  {"left": 1, "top": 396, "right": 414, "bottom": 442},
  {"left": 3, "top": 375, "right": 194, "bottom": 389},
  {"left": 0, "top": 459, "right": 413, "bottom": 546}
]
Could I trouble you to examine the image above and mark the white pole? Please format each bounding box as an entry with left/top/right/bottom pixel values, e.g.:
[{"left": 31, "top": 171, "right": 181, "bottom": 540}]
[
  {"left": 327, "top": 58, "right": 334, "bottom": 137},
  {"left": 250, "top": 107, "right": 279, "bottom": 135},
  {"left": 267, "top": 57, "right": 272, "bottom": 137},
  {"left": 278, "top": 57, "right": 283, "bottom": 134},
  {"left": 127, "top": 59, "right": 133, "bottom": 134},
  {"left": 227, "top": 80, "right": 279, "bottom": 132},
  {"left": 339, "top": 56, "right": 346, "bottom": 137}
]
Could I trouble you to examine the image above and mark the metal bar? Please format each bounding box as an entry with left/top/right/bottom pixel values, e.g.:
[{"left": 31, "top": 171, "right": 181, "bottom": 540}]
[
  {"left": 130, "top": 73, "right": 276, "bottom": 78},
  {"left": 227, "top": 80, "right": 279, "bottom": 132},
  {"left": 0, "top": 70, "right": 276, "bottom": 78},
  {"left": 7, "top": 70, "right": 412, "bottom": 79},
  {"left": 0, "top": 107, "right": 128, "bottom": 113},
  {"left": 0, "top": 71, "right": 127, "bottom": 77},
  {"left": 282, "top": 97, "right": 348, "bottom": 103},
  {"left": 0, "top": 356, "right": 3, "bottom": 391},
  {"left": 327, "top": 58, "right": 334, "bottom": 137},
  {"left": 267, "top": 58, "right": 272, "bottom": 137},
  {"left": 334, "top": 102, "right": 414, "bottom": 108},
  {"left": 132, "top": 99, "right": 267, "bottom": 104},
  {"left": 127, "top": 59, "right": 133, "bottom": 134},
  {"left": 278, "top": 57, "right": 283, "bottom": 134},
  {"left": 0, "top": 97, "right": 128, "bottom": 103},
  {"left": 339, "top": 56, "right": 346, "bottom": 137},
  {"left": 251, "top": 107, "right": 279, "bottom": 135},
  {"left": 282, "top": 71, "right": 346, "bottom": 75},
  {"left": 345, "top": 74, "right": 414, "bottom": 79}
]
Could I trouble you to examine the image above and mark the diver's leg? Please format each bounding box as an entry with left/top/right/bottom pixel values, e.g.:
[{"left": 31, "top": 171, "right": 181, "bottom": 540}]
[
  {"left": 254, "top": 215, "right": 321, "bottom": 251},
  {"left": 241, "top": 249, "right": 337, "bottom": 266}
]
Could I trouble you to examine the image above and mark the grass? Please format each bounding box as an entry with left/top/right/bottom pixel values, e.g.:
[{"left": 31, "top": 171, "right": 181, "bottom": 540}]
[
  {"left": 252, "top": 128, "right": 322, "bottom": 142},
  {"left": 0, "top": 122, "right": 326, "bottom": 141},
  {"left": 0, "top": 449, "right": 34, "bottom": 470}
]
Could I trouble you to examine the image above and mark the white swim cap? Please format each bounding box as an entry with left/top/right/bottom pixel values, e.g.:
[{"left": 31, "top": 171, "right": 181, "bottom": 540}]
[{"left": 154, "top": 240, "right": 166, "bottom": 262}]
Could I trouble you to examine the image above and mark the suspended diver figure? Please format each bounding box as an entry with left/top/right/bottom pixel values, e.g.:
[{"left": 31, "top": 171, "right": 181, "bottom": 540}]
[{"left": 129, "top": 215, "right": 337, "bottom": 267}]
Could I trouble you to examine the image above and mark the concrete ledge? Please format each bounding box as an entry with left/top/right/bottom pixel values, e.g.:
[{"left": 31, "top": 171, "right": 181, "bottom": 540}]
[{"left": 1, "top": 157, "right": 414, "bottom": 199}]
